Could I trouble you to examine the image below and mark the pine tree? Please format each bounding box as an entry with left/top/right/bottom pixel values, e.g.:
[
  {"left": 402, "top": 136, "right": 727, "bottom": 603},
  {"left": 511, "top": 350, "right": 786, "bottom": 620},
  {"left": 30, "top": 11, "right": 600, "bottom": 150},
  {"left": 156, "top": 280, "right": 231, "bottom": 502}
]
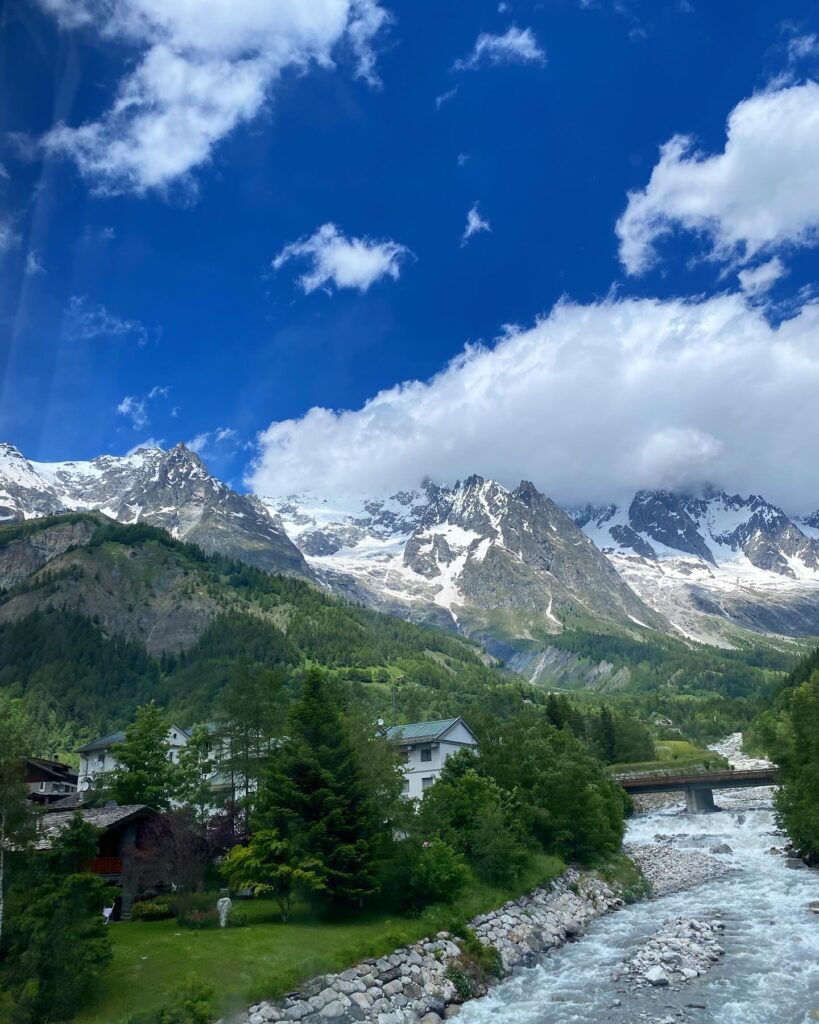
[
  {"left": 213, "top": 659, "right": 287, "bottom": 832},
  {"left": 254, "top": 668, "right": 382, "bottom": 909},
  {"left": 596, "top": 705, "right": 617, "bottom": 764}
]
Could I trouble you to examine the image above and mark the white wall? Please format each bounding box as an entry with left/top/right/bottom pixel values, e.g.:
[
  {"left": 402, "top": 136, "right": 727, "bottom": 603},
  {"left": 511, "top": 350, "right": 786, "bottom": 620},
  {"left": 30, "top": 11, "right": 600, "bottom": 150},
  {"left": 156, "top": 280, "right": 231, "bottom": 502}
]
[
  {"left": 79, "top": 727, "right": 189, "bottom": 791},
  {"left": 398, "top": 725, "right": 478, "bottom": 799}
]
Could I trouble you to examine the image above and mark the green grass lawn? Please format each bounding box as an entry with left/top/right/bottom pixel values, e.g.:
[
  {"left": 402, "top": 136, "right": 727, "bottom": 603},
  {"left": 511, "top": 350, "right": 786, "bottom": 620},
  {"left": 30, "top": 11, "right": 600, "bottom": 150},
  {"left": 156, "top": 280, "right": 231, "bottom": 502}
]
[
  {"left": 608, "top": 738, "right": 729, "bottom": 775},
  {"left": 72, "top": 854, "right": 564, "bottom": 1024}
]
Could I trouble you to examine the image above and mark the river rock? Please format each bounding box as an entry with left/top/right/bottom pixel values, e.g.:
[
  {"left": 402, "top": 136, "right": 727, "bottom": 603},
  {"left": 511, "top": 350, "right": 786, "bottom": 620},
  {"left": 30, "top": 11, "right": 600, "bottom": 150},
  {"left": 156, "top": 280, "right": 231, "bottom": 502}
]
[
  {"left": 614, "top": 916, "right": 726, "bottom": 993},
  {"left": 624, "top": 843, "right": 732, "bottom": 896},
  {"left": 644, "top": 966, "right": 669, "bottom": 986},
  {"left": 215, "top": 868, "right": 625, "bottom": 1024}
]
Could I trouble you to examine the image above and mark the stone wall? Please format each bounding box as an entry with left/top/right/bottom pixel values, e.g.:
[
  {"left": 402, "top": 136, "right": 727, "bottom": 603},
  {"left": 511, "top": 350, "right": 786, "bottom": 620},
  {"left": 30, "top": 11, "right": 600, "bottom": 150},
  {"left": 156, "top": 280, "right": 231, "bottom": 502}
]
[{"left": 218, "top": 868, "right": 624, "bottom": 1024}]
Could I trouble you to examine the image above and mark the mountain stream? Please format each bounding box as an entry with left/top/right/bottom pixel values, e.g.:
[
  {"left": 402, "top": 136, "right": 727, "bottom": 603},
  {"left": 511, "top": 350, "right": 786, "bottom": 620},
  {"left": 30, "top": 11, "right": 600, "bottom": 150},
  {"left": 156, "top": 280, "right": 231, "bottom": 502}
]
[{"left": 458, "top": 738, "right": 819, "bottom": 1024}]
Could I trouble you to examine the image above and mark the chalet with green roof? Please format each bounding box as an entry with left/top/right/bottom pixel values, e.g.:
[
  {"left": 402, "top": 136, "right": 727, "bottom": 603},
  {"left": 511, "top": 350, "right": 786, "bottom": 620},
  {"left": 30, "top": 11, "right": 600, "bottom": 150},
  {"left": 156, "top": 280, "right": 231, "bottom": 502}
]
[{"left": 384, "top": 717, "right": 478, "bottom": 799}]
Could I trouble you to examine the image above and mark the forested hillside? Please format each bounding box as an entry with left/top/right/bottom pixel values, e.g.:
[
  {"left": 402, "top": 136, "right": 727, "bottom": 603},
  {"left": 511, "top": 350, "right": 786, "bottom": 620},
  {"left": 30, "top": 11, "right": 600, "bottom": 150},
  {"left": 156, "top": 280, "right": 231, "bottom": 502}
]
[
  {"left": 748, "top": 646, "right": 819, "bottom": 862},
  {"left": 0, "top": 516, "right": 535, "bottom": 743}
]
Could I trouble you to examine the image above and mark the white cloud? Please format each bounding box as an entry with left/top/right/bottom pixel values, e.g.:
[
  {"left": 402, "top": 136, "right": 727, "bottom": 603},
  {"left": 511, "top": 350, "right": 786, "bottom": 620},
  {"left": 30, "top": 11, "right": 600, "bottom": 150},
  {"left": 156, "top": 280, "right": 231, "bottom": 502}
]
[
  {"left": 188, "top": 426, "right": 240, "bottom": 457},
  {"left": 461, "top": 203, "right": 491, "bottom": 246},
  {"left": 36, "top": 0, "right": 389, "bottom": 195},
  {"left": 117, "top": 395, "right": 148, "bottom": 430},
  {"left": 273, "top": 222, "right": 412, "bottom": 294},
  {"left": 347, "top": 0, "right": 391, "bottom": 87},
  {"left": 454, "top": 26, "right": 546, "bottom": 71},
  {"left": 788, "top": 34, "right": 819, "bottom": 62},
  {"left": 737, "top": 256, "right": 787, "bottom": 297},
  {"left": 0, "top": 220, "right": 18, "bottom": 254},
  {"left": 24, "top": 251, "right": 45, "bottom": 275},
  {"left": 64, "top": 295, "right": 150, "bottom": 344},
  {"left": 435, "top": 86, "right": 459, "bottom": 110},
  {"left": 617, "top": 81, "right": 819, "bottom": 274},
  {"left": 247, "top": 290, "right": 819, "bottom": 513},
  {"left": 127, "top": 437, "right": 164, "bottom": 455},
  {"left": 117, "top": 384, "right": 170, "bottom": 430}
]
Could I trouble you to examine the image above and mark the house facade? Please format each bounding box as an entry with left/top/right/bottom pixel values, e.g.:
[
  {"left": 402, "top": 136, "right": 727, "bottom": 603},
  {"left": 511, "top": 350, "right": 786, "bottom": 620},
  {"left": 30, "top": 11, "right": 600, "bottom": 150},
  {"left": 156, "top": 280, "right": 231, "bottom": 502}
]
[
  {"left": 36, "top": 803, "right": 159, "bottom": 918},
  {"left": 77, "top": 725, "right": 190, "bottom": 791},
  {"left": 24, "top": 757, "right": 78, "bottom": 805},
  {"left": 384, "top": 717, "right": 479, "bottom": 799}
]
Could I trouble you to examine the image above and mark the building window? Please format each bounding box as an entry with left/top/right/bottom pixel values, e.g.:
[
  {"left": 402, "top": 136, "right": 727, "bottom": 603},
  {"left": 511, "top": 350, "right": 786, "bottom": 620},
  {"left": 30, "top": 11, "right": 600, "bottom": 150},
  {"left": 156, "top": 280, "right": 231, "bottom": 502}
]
[
  {"left": 422, "top": 776, "right": 434, "bottom": 791},
  {"left": 402, "top": 779, "right": 410, "bottom": 794},
  {"left": 39, "top": 782, "right": 46, "bottom": 791},
  {"left": 97, "top": 754, "right": 105, "bottom": 766},
  {"left": 420, "top": 746, "right": 432, "bottom": 762}
]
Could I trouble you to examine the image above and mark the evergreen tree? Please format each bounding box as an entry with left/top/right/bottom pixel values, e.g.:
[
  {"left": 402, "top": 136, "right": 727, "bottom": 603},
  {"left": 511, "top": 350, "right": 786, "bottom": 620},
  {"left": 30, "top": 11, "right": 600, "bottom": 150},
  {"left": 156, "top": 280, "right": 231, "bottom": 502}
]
[
  {"left": 106, "top": 702, "right": 180, "bottom": 810},
  {"left": 213, "top": 659, "right": 287, "bottom": 832},
  {"left": 253, "top": 668, "right": 382, "bottom": 909},
  {"left": 5, "top": 814, "right": 112, "bottom": 1024},
  {"left": 0, "top": 699, "right": 35, "bottom": 948},
  {"left": 595, "top": 705, "right": 617, "bottom": 764}
]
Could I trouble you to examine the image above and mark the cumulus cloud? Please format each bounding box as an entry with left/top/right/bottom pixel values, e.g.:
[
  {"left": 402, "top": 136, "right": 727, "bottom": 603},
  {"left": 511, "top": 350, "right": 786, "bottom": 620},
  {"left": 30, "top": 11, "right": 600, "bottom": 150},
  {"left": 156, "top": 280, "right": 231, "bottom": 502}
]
[
  {"left": 737, "top": 256, "right": 787, "bottom": 297},
  {"left": 247, "top": 291, "right": 819, "bottom": 513},
  {"left": 453, "top": 26, "right": 545, "bottom": 71},
  {"left": 273, "top": 222, "right": 412, "bottom": 294},
  {"left": 63, "top": 295, "right": 151, "bottom": 344},
  {"left": 461, "top": 203, "right": 491, "bottom": 246},
  {"left": 617, "top": 81, "right": 819, "bottom": 275},
  {"left": 35, "top": 0, "right": 389, "bottom": 194},
  {"left": 116, "top": 395, "right": 148, "bottom": 430}
]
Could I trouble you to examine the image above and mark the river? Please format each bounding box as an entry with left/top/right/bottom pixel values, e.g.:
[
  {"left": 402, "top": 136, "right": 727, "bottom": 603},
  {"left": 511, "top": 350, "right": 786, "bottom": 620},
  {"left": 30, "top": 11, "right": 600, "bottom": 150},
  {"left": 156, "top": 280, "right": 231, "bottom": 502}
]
[{"left": 458, "top": 746, "right": 819, "bottom": 1024}]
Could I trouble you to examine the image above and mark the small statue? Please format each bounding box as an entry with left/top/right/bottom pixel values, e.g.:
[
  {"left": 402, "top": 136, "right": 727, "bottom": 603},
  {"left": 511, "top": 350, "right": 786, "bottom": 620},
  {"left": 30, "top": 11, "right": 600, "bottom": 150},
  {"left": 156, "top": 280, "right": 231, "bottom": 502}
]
[{"left": 216, "top": 896, "right": 232, "bottom": 928}]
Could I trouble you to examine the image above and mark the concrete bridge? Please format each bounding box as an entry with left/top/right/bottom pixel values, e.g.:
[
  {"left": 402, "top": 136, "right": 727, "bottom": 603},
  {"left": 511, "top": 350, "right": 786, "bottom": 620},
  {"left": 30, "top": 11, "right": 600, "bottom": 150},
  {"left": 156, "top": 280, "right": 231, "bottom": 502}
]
[{"left": 614, "top": 767, "right": 777, "bottom": 813}]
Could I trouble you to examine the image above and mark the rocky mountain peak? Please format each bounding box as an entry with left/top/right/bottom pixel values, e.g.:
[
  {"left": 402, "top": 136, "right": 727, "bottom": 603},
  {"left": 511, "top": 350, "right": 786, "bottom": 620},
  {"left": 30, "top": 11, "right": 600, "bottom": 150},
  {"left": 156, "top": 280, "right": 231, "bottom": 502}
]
[{"left": 0, "top": 441, "right": 309, "bottom": 578}]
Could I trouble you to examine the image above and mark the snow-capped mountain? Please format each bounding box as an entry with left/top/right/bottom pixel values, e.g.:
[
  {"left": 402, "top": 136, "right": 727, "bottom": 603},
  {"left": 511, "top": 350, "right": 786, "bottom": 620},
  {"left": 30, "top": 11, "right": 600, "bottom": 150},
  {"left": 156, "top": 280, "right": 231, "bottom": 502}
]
[
  {"left": 263, "top": 475, "right": 666, "bottom": 651},
  {"left": 0, "top": 442, "right": 308, "bottom": 576},
  {"left": 6, "top": 437, "right": 819, "bottom": 655},
  {"left": 572, "top": 489, "right": 819, "bottom": 643}
]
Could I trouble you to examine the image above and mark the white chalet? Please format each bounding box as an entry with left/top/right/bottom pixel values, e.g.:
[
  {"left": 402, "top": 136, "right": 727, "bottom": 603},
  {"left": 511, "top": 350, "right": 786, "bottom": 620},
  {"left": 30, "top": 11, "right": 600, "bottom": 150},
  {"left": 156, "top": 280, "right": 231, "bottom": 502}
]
[
  {"left": 385, "top": 717, "right": 478, "bottom": 799},
  {"left": 77, "top": 724, "right": 190, "bottom": 791}
]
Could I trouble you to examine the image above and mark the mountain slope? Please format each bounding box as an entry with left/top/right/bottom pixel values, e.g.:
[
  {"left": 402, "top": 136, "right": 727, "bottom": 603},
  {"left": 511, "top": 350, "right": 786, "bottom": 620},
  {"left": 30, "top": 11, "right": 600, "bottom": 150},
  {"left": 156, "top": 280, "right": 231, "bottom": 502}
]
[
  {"left": 0, "top": 442, "right": 308, "bottom": 577},
  {"left": 0, "top": 515, "right": 527, "bottom": 735},
  {"left": 573, "top": 489, "right": 819, "bottom": 643},
  {"left": 264, "top": 475, "right": 667, "bottom": 656}
]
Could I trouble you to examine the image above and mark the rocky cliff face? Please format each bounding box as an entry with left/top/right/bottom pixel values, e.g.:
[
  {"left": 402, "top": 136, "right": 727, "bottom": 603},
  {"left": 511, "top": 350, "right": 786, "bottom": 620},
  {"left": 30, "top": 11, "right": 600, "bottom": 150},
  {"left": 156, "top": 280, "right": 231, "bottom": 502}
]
[
  {"left": 0, "top": 442, "right": 309, "bottom": 577},
  {"left": 574, "top": 488, "right": 819, "bottom": 642},
  {"left": 265, "top": 476, "right": 666, "bottom": 647},
  {"left": 8, "top": 437, "right": 819, "bottom": 653}
]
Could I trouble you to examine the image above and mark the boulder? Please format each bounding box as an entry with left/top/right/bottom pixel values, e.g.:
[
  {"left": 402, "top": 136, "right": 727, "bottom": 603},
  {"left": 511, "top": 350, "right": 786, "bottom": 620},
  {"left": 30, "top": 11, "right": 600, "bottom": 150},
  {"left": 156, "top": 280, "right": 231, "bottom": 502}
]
[{"left": 645, "top": 966, "right": 670, "bottom": 987}]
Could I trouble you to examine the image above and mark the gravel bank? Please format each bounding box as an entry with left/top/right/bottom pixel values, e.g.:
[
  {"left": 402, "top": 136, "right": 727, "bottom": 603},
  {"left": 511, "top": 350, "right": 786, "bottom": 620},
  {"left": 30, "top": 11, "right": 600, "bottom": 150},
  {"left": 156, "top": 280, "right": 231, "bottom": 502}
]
[
  {"left": 612, "top": 916, "right": 726, "bottom": 991},
  {"left": 624, "top": 843, "right": 733, "bottom": 897}
]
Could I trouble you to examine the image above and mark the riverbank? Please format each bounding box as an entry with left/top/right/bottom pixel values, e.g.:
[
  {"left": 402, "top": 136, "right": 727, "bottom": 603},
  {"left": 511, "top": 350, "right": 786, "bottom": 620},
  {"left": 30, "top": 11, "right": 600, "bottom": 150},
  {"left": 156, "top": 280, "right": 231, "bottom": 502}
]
[
  {"left": 454, "top": 774, "right": 819, "bottom": 1024},
  {"left": 218, "top": 869, "right": 625, "bottom": 1024}
]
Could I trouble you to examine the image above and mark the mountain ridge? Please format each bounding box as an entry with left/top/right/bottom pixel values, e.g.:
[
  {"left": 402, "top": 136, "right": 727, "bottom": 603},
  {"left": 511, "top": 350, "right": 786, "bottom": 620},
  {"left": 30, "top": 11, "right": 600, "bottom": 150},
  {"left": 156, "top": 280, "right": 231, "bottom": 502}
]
[{"left": 5, "top": 441, "right": 819, "bottom": 654}]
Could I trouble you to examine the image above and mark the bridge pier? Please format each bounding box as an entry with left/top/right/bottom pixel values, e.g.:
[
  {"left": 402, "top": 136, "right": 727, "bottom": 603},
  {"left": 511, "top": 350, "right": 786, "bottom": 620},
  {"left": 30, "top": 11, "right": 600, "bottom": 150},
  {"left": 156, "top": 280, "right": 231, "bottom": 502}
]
[{"left": 685, "top": 785, "right": 716, "bottom": 814}]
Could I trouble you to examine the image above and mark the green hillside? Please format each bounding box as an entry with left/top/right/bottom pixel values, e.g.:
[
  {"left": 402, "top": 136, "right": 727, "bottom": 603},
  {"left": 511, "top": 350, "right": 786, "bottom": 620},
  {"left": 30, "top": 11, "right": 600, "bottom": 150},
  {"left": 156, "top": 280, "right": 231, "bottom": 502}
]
[{"left": 0, "top": 516, "right": 533, "bottom": 744}]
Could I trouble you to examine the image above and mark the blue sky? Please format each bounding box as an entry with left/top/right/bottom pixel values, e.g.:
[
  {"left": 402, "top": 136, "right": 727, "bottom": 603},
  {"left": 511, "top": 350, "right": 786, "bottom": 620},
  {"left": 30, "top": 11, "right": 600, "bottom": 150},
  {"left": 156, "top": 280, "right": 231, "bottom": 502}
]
[{"left": 4, "top": 1, "right": 819, "bottom": 508}]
